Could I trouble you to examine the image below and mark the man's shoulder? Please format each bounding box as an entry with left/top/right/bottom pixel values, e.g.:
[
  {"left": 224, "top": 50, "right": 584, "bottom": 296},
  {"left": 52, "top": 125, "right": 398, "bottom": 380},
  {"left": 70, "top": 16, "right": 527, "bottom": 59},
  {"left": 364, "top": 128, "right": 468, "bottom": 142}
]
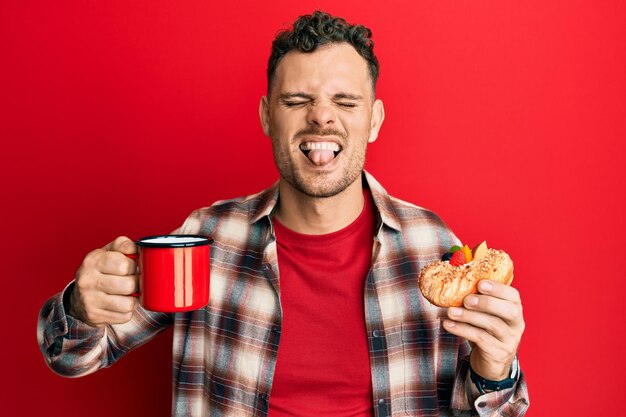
[
  {"left": 380, "top": 194, "right": 461, "bottom": 252},
  {"left": 177, "top": 184, "right": 278, "bottom": 235},
  {"left": 209, "top": 187, "right": 273, "bottom": 214},
  {"left": 387, "top": 194, "right": 447, "bottom": 225},
  {"left": 365, "top": 172, "right": 451, "bottom": 231},
  {"left": 383, "top": 194, "right": 455, "bottom": 238}
]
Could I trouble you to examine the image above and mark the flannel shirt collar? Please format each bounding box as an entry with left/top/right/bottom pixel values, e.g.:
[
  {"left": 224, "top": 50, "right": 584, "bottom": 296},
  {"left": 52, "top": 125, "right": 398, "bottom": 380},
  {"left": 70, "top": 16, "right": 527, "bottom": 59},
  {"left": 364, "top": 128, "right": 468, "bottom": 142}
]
[{"left": 248, "top": 171, "right": 402, "bottom": 232}]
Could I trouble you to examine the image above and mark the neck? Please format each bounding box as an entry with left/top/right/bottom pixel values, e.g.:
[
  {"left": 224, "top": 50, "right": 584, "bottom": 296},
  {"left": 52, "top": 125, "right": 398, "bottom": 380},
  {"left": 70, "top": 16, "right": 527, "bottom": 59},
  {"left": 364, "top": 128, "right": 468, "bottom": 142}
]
[{"left": 274, "top": 177, "right": 365, "bottom": 235}]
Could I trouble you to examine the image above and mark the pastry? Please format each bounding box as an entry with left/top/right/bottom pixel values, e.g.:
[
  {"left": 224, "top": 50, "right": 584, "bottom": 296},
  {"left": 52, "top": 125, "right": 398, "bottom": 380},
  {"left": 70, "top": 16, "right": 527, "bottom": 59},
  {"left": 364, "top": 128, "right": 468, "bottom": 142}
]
[{"left": 418, "top": 241, "right": 514, "bottom": 307}]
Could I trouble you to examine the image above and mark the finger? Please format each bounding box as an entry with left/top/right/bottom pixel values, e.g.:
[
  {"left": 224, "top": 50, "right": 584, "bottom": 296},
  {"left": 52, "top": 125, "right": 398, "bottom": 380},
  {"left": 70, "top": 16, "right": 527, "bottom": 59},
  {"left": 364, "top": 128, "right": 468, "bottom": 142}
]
[
  {"left": 442, "top": 319, "right": 505, "bottom": 352},
  {"left": 103, "top": 236, "right": 137, "bottom": 255},
  {"left": 447, "top": 306, "right": 516, "bottom": 345},
  {"left": 463, "top": 293, "right": 524, "bottom": 326},
  {"left": 96, "top": 251, "right": 137, "bottom": 276},
  {"left": 97, "top": 273, "right": 139, "bottom": 296},
  {"left": 87, "top": 307, "right": 135, "bottom": 326},
  {"left": 98, "top": 294, "right": 138, "bottom": 315},
  {"left": 477, "top": 280, "right": 521, "bottom": 304},
  {"left": 443, "top": 319, "right": 516, "bottom": 361}
]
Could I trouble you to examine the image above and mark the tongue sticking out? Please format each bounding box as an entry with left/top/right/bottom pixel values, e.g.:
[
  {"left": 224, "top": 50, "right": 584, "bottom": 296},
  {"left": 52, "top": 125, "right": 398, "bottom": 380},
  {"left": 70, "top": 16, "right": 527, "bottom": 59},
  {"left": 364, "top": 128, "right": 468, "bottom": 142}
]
[{"left": 307, "top": 149, "right": 336, "bottom": 166}]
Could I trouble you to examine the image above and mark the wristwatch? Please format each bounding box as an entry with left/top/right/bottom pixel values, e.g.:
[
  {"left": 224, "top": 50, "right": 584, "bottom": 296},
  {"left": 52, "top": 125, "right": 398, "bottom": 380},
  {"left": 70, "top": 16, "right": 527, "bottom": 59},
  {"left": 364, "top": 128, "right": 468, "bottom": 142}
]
[{"left": 470, "top": 356, "right": 520, "bottom": 394}]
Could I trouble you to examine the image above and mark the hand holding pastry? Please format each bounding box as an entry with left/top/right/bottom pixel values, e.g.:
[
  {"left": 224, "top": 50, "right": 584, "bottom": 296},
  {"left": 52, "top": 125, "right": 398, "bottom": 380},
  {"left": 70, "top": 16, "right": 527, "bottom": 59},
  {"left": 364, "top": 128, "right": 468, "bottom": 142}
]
[{"left": 420, "top": 242, "right": 525, "bottom": 381}]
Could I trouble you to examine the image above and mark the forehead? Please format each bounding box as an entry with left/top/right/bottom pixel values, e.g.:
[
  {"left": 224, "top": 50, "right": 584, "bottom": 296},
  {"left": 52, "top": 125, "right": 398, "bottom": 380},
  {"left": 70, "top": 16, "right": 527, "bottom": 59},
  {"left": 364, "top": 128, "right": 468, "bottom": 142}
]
[{"left": 272, "top": 43, "right": 371, "bottom": 96}]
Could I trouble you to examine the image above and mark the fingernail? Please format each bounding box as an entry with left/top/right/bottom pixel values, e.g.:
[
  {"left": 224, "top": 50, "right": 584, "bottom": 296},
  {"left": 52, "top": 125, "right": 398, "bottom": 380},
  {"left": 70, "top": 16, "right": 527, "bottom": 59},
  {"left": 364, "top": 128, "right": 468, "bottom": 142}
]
[
  {"left": 466, "top": 295, "right": 479, "bottom": 306},
  {"left": 479, "top": 281, "right": 493, "bottom": 292},
  {"left": 443, "top": 320, "right": 456, "bottom": 328},
  {"left": 450, "top": 307, "right": 463, "bottom": 316}
]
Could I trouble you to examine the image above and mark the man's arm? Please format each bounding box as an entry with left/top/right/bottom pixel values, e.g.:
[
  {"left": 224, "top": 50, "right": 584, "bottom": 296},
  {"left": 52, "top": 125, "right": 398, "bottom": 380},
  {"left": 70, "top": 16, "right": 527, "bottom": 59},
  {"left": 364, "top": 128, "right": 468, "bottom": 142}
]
[
  {"left": 38, "top": 283, "right": 173, "bottom": 377},
  {"left": 37, "top": 236, "right": 174, "bottom": 377},
  {"left": 446, "top": 280, "right": 530, "bottom": 415}
]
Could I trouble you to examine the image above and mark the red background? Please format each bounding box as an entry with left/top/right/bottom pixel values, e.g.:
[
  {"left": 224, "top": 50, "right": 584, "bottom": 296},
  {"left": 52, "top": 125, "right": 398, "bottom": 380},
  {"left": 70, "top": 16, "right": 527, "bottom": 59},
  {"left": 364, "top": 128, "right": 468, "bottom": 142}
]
[{"left": 2, "top": 1, "right": 624, "bottom": 416}]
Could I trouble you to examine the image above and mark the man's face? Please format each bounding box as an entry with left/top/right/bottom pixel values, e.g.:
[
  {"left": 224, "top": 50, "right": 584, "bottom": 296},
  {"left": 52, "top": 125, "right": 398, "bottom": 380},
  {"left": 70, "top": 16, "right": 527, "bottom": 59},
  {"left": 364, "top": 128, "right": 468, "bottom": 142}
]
[{"left": 260, "top": 43, "right": 384, "bottom": 198}]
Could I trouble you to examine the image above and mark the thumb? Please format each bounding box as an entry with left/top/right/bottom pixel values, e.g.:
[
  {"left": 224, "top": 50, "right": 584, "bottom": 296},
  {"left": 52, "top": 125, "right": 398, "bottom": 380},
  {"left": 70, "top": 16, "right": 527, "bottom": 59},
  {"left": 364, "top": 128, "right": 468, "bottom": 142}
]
[{"left": 104, "top": 236, "right": 137, "bottom": 255}]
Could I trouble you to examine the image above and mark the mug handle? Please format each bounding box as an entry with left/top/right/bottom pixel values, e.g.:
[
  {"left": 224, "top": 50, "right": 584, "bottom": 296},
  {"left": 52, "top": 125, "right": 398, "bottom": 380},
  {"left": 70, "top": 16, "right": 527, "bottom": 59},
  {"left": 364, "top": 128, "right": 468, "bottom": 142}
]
[{"left": 124, "top": 253, "right": 141, "bottom": 297}]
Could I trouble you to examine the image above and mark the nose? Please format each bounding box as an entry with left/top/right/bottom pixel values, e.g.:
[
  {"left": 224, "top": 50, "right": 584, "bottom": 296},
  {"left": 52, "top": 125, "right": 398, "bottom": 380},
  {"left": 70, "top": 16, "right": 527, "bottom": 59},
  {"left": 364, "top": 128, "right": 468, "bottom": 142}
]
[{"left": 306, "top": 102, "right": 336, "bottom": 127}]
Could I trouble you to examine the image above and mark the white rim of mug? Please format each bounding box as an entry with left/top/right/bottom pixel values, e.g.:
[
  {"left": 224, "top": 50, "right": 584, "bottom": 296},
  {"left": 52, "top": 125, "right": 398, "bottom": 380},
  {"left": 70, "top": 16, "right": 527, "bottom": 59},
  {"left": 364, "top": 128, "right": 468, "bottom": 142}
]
[{"left": 135, "top": 234, "right": 212, "bottom": 248}]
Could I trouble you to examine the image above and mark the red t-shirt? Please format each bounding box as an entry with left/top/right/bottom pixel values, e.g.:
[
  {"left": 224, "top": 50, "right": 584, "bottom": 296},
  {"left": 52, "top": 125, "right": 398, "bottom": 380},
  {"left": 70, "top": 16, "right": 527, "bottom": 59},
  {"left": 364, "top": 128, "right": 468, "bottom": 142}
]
[{"left": 268, "top": 189, "right": 375, "bottom": 417}]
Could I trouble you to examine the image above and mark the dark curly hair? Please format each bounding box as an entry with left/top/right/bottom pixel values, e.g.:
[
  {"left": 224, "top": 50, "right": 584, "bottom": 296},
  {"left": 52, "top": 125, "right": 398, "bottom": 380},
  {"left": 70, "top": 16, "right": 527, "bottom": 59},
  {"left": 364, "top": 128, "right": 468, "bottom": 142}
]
[{"left": 267, "top": 11, "right": 379, "bottom": 96}]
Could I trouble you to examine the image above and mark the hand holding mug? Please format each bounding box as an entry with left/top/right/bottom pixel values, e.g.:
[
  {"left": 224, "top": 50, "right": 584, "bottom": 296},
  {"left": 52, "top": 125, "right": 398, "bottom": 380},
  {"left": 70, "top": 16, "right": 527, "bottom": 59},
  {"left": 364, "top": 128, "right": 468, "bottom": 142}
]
[
  {"left": 70, "top": 236, "right": 139, "bottom": 327},
  {"left": 70, "top": 235, "right": 211, "bottom": 327}
]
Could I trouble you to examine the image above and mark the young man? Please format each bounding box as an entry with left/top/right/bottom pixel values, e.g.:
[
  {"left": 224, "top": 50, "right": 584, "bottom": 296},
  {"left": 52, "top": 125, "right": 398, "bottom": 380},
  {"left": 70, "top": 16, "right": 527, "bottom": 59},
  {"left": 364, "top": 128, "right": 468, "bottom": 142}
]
[{"left": 38, "top": 11, "right": 529, "bottom": 417}]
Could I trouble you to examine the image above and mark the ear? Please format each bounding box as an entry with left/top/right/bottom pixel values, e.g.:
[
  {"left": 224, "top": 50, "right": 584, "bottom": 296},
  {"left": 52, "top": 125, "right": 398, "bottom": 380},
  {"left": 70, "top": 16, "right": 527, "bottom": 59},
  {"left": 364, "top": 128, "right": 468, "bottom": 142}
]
[
  {"left": 367, "top": 99, "right": 385, "bottom": 143},
  {"left": 259, "top": 96, "right": 271, "bottom": 137}
]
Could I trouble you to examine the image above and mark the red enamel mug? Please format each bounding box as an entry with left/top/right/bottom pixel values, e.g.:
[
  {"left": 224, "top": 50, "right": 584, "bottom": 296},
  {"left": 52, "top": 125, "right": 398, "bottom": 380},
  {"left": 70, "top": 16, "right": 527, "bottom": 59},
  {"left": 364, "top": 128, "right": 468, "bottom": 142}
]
[{"left": 130, "top": 235, "right": 212, "bottom": 312}]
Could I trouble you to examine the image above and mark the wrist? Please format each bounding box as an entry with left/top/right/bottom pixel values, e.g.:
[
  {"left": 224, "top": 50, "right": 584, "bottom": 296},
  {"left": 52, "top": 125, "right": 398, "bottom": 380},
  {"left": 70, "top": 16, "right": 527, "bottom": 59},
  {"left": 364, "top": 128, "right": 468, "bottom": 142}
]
[
  {"left": 469, "top": 349, "right": 511, "bottom": 380},
  {"left": 470, "top": 355, "right": 520, "bottom": 394}
]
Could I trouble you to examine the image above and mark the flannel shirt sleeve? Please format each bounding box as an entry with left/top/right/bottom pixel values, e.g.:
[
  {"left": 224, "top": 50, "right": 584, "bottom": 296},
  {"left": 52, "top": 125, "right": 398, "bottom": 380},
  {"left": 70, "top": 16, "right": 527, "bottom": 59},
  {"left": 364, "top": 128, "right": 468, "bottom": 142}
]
[
  {"left": 37, "top": 280, "right": 173, "bottom": 377},
  {"left": 450, "top": 352, "right": 530, "bottom": 416}
]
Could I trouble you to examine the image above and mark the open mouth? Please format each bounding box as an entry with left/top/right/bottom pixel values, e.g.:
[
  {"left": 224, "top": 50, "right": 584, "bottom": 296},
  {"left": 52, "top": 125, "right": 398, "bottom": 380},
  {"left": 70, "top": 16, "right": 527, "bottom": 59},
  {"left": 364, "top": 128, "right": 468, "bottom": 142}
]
[{"left": 299, "top": 141, "right": 342, "bottom": 166}]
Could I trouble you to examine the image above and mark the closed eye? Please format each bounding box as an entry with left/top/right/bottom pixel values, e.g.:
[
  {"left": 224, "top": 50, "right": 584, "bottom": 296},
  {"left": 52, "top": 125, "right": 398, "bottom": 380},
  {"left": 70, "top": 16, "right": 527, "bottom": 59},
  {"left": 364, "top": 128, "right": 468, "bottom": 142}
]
[
  {"left": 283, "top": 101, "right": 309, "bottom": 107},
  {"left": 279, "top": 92, "right": 313, "bottom": 108}
]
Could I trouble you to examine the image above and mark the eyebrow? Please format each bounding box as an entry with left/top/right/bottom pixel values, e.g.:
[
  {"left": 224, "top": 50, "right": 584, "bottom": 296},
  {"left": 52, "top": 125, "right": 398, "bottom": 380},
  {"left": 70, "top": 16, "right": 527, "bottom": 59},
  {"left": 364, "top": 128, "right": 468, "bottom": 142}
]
[
  {"left": 332, "top": 93, "right": 363, "bottom": 101},
  {"left": 278, "top": 92, "right": 364, "bottom": 100},
  {"left": 279, "top": 92, "right": 314, "bottom": 100}
]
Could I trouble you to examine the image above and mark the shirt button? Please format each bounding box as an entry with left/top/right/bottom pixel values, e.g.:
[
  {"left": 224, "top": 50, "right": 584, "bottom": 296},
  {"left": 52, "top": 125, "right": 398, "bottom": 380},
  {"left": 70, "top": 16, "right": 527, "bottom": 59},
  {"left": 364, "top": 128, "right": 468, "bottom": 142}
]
[
  {"left": 262, "top": 263, "right": 272, "bottom": 273},
  {"left": 377, "top": 398, "right": 386, "bottom": 405},
  {"left": 477, "top": 401, "right": 487, "bottom": 408},
  {"left": 372, "top": 330, "right": 382, "bottom": 338}
]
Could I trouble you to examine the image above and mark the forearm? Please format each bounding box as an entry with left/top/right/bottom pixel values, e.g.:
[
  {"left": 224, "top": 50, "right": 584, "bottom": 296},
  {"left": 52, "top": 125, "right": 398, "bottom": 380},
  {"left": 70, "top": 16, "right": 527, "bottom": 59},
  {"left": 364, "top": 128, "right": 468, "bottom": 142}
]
[{"left": 37, "top": 281, "right": 173, "bottom": 377}]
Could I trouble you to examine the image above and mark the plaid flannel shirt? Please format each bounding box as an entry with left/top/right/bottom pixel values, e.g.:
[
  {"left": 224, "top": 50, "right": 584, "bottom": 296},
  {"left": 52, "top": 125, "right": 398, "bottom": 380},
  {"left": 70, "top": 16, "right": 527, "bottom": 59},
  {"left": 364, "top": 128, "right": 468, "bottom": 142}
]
[{"left": 38, "top": 171, "right": 529, "bottom": 417}]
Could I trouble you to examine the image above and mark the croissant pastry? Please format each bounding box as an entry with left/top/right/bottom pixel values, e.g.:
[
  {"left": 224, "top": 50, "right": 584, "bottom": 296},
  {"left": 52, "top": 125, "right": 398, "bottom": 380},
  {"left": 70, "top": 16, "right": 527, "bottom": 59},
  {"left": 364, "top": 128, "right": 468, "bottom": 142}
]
[{"left": 418, "top": 242, "right": 514, "bottom": 307}]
